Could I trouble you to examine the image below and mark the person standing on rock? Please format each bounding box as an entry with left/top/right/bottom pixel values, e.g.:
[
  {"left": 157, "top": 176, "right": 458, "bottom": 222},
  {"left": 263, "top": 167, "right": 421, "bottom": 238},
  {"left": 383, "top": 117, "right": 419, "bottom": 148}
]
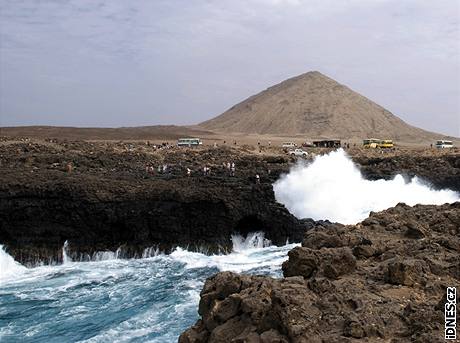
[
  {"left": 66, "top": 162, "right": 73, "bottom": 173},
  {"left": 231, "top": 162, "right": 235, "bottom": 177},
  {"left": 255, "top": 174, "right": 260, "bottom": 184},
  {"left": 187, "top": 168, "right": 191, "bottom": 177}
]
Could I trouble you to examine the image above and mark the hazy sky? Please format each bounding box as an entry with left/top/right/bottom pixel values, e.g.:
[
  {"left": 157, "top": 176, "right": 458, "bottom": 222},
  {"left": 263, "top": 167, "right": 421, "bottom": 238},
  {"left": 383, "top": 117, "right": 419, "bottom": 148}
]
[{"left": 1, "top": 0, "right": 459, "bottom": 136}]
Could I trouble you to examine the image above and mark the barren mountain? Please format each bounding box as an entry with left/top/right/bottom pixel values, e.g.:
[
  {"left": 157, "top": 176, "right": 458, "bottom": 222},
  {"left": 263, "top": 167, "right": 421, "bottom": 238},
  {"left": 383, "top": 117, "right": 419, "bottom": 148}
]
[{"left": 200, "top": 71, "right": 449, "bottom": 142}]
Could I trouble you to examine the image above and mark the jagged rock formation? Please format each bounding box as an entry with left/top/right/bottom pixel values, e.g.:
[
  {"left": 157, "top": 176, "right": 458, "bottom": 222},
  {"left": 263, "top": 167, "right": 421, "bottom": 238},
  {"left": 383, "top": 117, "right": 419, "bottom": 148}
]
[
  {"left": 180, "top": 202, "right": 460, "bottom": 342},
  {"left": 200, "top": 71, "right": 449, "bottom": 142}
]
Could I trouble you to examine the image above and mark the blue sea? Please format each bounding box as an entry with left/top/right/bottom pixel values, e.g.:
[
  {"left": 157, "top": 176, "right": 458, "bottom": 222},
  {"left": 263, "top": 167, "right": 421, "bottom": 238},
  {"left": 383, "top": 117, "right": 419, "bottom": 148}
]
[{"left": 0, "top": 233, "right": 296, "bottom": 343}]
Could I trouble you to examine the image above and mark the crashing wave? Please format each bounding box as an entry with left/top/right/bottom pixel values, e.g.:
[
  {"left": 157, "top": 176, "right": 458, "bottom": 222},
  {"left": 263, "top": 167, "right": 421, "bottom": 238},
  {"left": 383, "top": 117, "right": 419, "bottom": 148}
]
[{"left": 274, "top": 149, "right": 459, "bottom": 224}]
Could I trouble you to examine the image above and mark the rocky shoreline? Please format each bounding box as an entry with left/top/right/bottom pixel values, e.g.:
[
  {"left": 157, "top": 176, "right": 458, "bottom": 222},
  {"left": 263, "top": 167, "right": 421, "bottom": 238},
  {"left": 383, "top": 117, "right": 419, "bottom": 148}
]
[
  {"left": 0, "top": 139, "right": 459, "bottom": 265},
  {"left": 180, "top": 202, "right": 460, "bottom": 343}
]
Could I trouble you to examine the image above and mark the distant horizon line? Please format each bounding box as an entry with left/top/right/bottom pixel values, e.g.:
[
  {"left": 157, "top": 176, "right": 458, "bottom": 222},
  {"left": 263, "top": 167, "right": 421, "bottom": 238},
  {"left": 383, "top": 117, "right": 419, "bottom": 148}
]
[{"left": 0, "top": 123, "right": 458, "bottom": 139}]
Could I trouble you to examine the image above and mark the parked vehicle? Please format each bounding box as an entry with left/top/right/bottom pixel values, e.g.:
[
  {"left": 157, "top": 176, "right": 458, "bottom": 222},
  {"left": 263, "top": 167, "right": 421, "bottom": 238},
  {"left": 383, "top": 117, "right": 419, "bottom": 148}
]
[
  {"left": 363, "top": 139, "right": 394, "bottom": 148},
  {"left": 302, "top": 141, "right": 314, "bottom": 147},
  {"left": 435, "top": 140, "right": 453, "bottom": 149},
  {"left": 378, "top": 139, "right": 394, "bottom": 148},
  {"left": 282, "top": 142, "right": 297, "bottom": 148},
  {"left": 363, "top": 138, "right": 378, "bottom": 148},
  {"left": 313, "top": 140, "right": 341, "bottom": 148},
  {"left": 289, "top": 149, "right": 308, "bottom": 157},
  {"left": 177, "top": 138, "right": 202, "bottom": 147}
]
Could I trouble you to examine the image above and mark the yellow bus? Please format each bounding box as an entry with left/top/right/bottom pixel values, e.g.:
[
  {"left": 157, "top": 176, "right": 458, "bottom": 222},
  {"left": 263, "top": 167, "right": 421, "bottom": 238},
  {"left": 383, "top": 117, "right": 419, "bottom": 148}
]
[
  {"left": 378, "top": 140, "right": 394, "bottom": 148},
  {"left": 363, "top": 138, "right": 380, "bottom": 148},
  {"left": 363, "top": 139, "right": 394, "bottom": 148}
]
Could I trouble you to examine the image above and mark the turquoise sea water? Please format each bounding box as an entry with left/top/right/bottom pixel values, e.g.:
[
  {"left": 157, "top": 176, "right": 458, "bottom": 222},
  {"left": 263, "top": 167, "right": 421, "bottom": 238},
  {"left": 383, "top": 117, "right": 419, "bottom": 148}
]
[{"left": 0, "top": 233, "right": 296, "bottom": 343}]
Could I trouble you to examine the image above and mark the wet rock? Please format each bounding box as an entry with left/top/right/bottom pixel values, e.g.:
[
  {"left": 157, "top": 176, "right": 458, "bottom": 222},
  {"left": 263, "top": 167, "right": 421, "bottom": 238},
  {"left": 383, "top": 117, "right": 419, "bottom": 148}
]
[{"left": 179, "top": 320, "right": 210, "bottom": 343}]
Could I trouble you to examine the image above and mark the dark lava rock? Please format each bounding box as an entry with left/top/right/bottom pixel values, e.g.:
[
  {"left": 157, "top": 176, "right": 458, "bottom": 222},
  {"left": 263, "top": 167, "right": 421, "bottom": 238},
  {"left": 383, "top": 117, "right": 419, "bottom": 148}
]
[
  {"left": 0, "top": 142, "right": 308, "bottom": 264},
  {"left": 182, "top": 203, "right": 460, "bottom": 342},
  {"left": 386, "top": 259, "right": 428, "bottom": 286},
  {"left": 1, "top": 140, "right": 459, "bottom": 265},
  {"left": 282, "top": 246, "right": 356, "bottom": 279},
  {"left": 355, "top": 153, "right": 460, "bottom": 192}
]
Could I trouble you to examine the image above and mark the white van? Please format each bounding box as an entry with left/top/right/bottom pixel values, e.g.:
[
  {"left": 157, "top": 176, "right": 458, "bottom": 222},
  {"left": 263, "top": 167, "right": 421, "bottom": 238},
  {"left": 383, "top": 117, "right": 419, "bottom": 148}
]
[
  {"left": 177, "top": 138, "right": 202, "bottom": 147},
  {"left": 435, "top": 140, "right": 453, "bottom": 149},
  {"left": 282, "top": 142, "right": 296, "bottom": 148}
]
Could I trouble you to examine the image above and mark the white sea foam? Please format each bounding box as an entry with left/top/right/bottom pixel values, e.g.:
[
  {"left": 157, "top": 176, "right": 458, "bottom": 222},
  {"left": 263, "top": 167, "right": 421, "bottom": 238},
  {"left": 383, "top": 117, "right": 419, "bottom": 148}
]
[
  {"left": 170, "top": 232, "right": 296, "bottom": 273},
  {"left": 273, "top": 149, "right": 460, "bottom": 224},
  {"left": 0, "top": 232, "right": 292, "bottom": 284},
  {"left": 0, "top": 245, "right": 27, "bottom": 283},
  {"left": 0, "top": 232, "right": 293, "bottom": 341}
]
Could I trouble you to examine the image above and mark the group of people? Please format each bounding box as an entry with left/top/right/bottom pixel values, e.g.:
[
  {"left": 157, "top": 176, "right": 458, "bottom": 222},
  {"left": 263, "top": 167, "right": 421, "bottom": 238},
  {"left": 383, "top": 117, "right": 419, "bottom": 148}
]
[
  {"left": 144, "top": 161, "right": 238, "bottom": 178},
  {"left": 203, "top": 161, "right": 236, "bottom": 177},
  {"left": 145, "top": 164, "right": 169, "bottom": 175},
  {"left": 145, "top": 141, "right": 174, "bottom": 150},
  {"left": 203, "top": 166, "right": 211, "bottom": 176},
  {"left": 222, "top": 162, "right": 236, "bottom": 176},
  {"left": 143, "top": 161, "right": 267, "bottom": 185}
]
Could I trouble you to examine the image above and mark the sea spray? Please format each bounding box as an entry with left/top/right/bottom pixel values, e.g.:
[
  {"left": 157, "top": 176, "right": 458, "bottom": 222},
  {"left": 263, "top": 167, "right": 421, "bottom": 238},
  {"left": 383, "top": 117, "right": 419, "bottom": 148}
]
[
  {"left": 231, "top": 231, "right": 271, "bottom": 252},
  {"left": 0, "top": 245, "right": 26, "bottom": 282},
  {"left": 273, "top": 149, "right": 460, "bottom": 224},
  {"left": 142, "top": 246, "right": 160, "bottom": 258},
  {"left": 62, "top": 240, "right": 72, "bottom": 264}
]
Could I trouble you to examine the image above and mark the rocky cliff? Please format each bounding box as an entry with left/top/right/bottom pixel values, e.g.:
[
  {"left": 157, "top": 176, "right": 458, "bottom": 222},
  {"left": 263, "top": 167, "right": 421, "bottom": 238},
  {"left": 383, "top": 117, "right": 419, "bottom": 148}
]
[
  {"left": 0, "top": 140, "right": 458, "bottom": 266},
  {"left": 1, "top": 176, "right": 306, "bottom": 265},
  {"left": 180, "top": 202, "right": 460, "bottom": 342},
  {"left": 0, "top": 141, "right": 307, "bottom": 265}
]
